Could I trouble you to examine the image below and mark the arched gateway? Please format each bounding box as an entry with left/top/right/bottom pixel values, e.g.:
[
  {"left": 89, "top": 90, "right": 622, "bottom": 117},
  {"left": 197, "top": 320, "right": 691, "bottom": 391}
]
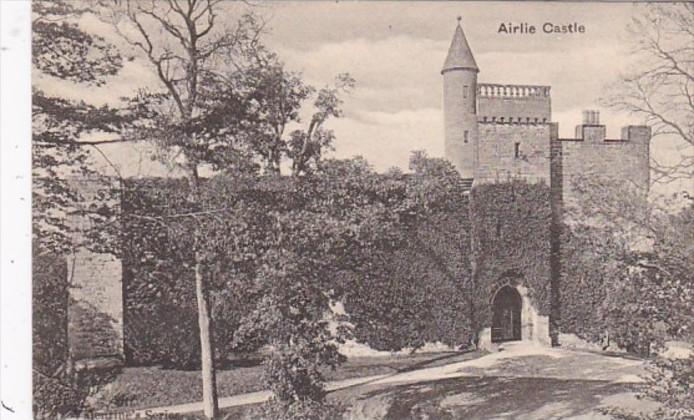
[{"left": 491, "top": 285, "right": 522, "bottom": 343}]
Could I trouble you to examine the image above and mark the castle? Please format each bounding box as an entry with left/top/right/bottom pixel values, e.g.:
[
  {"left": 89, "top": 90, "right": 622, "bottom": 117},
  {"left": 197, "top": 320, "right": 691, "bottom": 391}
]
[
  {"left": 441, "top": 18, "right": 650, "bottom": 347},
  {"left": 443, "top": 18, "right": 649, "bottom": 191},
  {"left": 54, "top": 19, "right": 652, "bottom": 368}
]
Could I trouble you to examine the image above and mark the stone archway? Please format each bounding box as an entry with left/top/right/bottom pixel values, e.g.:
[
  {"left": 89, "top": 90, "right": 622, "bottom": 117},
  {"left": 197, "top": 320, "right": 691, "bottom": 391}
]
[
  {"left": 478, "top": 283, "right": 551, "bottom": 350},
  {"left": 491, "top": 285, "right": 522, "bottom": 343}
]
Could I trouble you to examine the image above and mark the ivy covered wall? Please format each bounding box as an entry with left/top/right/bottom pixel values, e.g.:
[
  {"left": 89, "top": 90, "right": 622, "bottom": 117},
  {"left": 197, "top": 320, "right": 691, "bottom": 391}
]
[
  {"left": 344, "top": 204, "right": 475, "bottom": 351},
  {"left": 469, "top": 181, "right": 554, "bottom": 339},
  {"left": 119, "top": 176, "right": 566, "bottom": 365}
]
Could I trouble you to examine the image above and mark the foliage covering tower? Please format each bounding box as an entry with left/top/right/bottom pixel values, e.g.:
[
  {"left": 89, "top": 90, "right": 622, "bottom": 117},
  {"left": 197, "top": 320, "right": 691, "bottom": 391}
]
[{"left": 441, "top": 17, "right": 651, "bottom": 348}]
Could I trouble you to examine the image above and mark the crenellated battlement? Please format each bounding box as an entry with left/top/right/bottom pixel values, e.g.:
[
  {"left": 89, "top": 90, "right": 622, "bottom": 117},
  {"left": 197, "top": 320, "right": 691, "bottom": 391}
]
[
  {"left": 479, "top": 117, "right": 550, "bottom": 125},
  {"left": 478, "top": 83, "right": 551, "bottom": 99}
]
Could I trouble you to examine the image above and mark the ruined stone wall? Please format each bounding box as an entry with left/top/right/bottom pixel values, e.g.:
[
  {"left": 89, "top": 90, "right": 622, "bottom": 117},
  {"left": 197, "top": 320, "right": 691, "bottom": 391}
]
[{"left": 475, "top": 122, "right": 553, "bottom": 185}]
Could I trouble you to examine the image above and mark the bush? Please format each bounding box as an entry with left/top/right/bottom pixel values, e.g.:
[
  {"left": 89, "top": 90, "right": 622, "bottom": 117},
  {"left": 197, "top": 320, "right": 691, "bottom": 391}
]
[
  {"left": 602, "top": 355, "right": 694, "bottom": 419},
  {"left": 33, "top": 370, "right": 85, "bottom": 419},
  {"left": 641, "top": 355, "right": 694, "bottom": 419},
  {"left": 33, "top": 251, "right": 68, "bottom": 374},
  {"left": 124, "top": 303, "right": 202, "bottom": 369}
]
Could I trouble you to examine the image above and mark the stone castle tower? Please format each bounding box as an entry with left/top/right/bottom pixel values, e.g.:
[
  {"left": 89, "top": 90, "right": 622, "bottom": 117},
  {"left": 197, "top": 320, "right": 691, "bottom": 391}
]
[
  {"left": 441, "top": 18, "right": 649, "bottom": 194},
  {"left": 442, "top": 17, "right": 479, "bottom": 180},
  {"left": 442, "top": 18, "right": 651, "bottom": 348}
]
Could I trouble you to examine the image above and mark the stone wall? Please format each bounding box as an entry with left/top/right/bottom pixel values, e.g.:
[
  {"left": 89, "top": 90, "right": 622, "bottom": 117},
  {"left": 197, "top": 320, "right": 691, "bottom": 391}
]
[
  {"left": 475, "top": 122, "right": 553, "bottom": 185},
  {"left": 67, "top": 251, "right": 123, "bottom": 362},
  {"left": 444, "top": 69, "right": 478, "bottom": 179},
  {"left": 552, "top": 124, "right": 651, "bottom": 214},
  {"left": 477, "top": 84, "right": 551, "bottom": 124},
  {"left": 66, "top": 178, "right": 124, "bottom": 364}
]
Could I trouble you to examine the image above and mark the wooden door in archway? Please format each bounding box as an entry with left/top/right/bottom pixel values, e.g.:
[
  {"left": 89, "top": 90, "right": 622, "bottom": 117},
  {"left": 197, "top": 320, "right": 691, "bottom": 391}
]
[{"left": 491, "top": 286, "right": 522, "bottom": 343}]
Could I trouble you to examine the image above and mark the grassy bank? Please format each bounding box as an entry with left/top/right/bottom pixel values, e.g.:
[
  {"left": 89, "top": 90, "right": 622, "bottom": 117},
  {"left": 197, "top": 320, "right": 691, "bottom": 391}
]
[{"left": 90, "top": 350, "right": 484, "bottom": 412}]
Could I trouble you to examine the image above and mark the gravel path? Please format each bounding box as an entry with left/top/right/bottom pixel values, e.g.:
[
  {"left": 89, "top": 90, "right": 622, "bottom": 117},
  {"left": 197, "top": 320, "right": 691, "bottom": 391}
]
[{"left": 133, "top": 342, "right": 650, "bottom": 418}]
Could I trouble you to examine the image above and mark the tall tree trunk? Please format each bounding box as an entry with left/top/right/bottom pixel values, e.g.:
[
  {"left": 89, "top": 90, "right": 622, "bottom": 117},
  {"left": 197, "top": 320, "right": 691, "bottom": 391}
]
[
  {"left": 191, "top": 170, "right": 219, "bottom": 419},
  {"left": 194, "top": 249, "right": 219, "bottom": 419}
]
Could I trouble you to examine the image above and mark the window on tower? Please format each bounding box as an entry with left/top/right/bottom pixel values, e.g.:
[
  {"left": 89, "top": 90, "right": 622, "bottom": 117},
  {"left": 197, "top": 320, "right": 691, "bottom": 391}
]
[
  {"left": 464, "top": 130, "right": 469, "bottom": 143},
  {"left": 514, "top": 142, "right": 521, "bottom": 158},
  {"left": 463, "top": 86, "right": 468, "bottom": 98}
]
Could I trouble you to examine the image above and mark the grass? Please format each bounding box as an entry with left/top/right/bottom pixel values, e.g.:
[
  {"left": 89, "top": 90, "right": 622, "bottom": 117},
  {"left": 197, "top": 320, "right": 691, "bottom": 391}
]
[{"left": 92, "top": 350, "right": 484, "bottom": 412}]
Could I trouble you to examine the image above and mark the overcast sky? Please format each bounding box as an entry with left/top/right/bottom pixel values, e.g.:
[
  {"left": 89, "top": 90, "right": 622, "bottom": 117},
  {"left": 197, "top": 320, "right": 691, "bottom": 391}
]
[{"left": 34, "top": 1, "right": 691, "bottom": 194}]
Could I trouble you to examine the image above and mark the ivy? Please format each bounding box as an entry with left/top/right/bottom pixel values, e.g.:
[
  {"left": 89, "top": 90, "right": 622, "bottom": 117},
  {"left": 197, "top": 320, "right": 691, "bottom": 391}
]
[
  {"left": 121, "top": 173, "right": 564, "bottom": 360},
  {"left": 470, "top": 181, "right": 553, "bottom": 331}
]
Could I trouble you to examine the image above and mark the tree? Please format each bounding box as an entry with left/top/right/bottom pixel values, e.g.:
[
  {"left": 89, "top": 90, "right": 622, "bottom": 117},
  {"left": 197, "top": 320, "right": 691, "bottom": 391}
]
[
  {"left": 567, "top": 172, "right": 693, "bottom": 417},
  {"left": 566, "top": 173, "right": 693, "bottom": 350},
  {"left": 235, "top": 61, "right": 355, "bottom": 175},
  {"left": 33, "top": 0, "right": 126, "bottom": 256},
  {"left": 100, "top": 2, "right": 268, "bottom": 416},
  {"left": 101, "top": 2, "right": 354, "bottom": 416},
  {"left": 604, "top": 3, "right": 694, "bottom": 183},
  {"left": 32, "top": 1, "right": 130, "bottom": 417},
  {"left": 230, "top": 157, "right": 422, "bottom": 418}
]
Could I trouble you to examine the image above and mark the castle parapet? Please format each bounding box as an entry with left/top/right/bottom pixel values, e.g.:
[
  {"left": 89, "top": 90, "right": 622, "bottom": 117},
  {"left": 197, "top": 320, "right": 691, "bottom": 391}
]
[
  {"left": 477, "top": 83, "right": 552, "bottom": 124},
  {"left": 572, "top": 110, "right": 651, "bottom": 145},
  {"left": 478, "top": 83, "right": 551, "bottom": 99},
  {"left": 621, "top": 125, "right": 651, "bottom": 144}
]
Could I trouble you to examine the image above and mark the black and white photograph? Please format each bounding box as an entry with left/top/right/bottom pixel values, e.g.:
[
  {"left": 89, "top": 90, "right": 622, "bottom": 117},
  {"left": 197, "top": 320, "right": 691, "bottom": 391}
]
[{"left": 1, "top": 1, "right": 692, "bottom": 419}]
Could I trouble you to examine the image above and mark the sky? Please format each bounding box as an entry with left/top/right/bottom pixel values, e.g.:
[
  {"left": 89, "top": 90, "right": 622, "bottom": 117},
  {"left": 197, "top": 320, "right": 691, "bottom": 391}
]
[{"left": 34, "top": 1, "right": 691, "bottom": 194}]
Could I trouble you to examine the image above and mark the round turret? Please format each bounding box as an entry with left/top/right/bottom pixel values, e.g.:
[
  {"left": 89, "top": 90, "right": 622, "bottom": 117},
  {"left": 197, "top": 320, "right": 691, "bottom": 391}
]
[{"left": 442, "top": 17, "right": 479, "bottom": 180}]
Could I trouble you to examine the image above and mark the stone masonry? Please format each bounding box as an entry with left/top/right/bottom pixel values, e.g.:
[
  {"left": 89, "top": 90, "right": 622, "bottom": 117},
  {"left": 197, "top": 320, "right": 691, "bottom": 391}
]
[
  {"left": 442, "top": 19, "right": 650, "bottom": 347},
  {"left": 66, "top": 178, "right": 124, "bottom": 367}
]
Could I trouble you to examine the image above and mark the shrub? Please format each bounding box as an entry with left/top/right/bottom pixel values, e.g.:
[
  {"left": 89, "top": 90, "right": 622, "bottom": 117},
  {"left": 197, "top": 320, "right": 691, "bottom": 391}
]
[
  {"left": 33, "top": 251, "right": 68, "bottom": 374},
  {"left": 602, "top": 355, "right": 694, "bottom": 419},
  {"left": 33, "top": 370, "right": 85, "bottom": 419}
]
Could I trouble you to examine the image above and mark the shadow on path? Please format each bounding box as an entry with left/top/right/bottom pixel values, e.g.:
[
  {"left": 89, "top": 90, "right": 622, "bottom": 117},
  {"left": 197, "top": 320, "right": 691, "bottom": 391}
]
[
  {"left": 343, "top": 375, "right": 641, "bottom": 420},
  {"left": 328, "top": 350, "right": 480, "bottom": 396}
]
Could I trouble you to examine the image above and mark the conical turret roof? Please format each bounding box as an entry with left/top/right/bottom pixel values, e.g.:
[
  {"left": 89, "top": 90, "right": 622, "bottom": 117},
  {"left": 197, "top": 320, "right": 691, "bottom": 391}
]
[{"left": 441, "top": 18, "right": 478, "bottom": 74}]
